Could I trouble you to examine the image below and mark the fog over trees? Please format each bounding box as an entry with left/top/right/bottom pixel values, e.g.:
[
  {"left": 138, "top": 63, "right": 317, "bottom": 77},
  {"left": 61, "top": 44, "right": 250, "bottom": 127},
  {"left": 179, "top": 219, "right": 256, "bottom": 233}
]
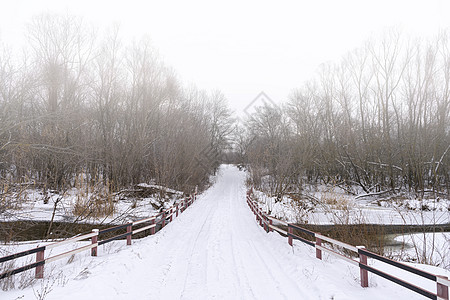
[
  {"left": 0, "top": 14, "right": 233, "bottom": 194},
  {"left": 1, "top": 15, "right": 449, "bottom": 201},
  {"left": 242, "top": 30, "right": 450, "bottom": 198}
]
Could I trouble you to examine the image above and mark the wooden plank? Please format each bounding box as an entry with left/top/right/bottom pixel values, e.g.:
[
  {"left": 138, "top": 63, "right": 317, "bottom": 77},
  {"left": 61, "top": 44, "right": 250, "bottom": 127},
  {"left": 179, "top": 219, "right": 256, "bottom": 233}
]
[
  {"left": 267, "top": 216, "right": 288, "bottom": 226},
  {"left": 133, "top": 216, "right": 156, "bottom": 226},
  {"left": 46, "top": 232, "right": 98, "bottom": 250},
  {"left": 315, "top": 244, "right": 358, "bottom": 266},
  {"left": 45, "top": 243, "right": 98, "bottom": 264},
  {"left": 132, "top": 224, "right": 156, "bottom": 235},
  {"left": 268, "top": 224, "right": 288, "bottom": 235},
  {"left": 315, "top": 233, "right": 358, "bottom": 253},
  {"left": 360, "top": 263, "right": 437, "bottom": 299},
  {"left": 288, "top": 232, "right": 315, "bottom": 247},
  {"left": 99, "top": 223, "right": 131, "bottom": 235},
  {"left": 98, "top": 232, "right": 132, "bottom": 246},
  {"left": 288, "top": 224, "right": 315, "bottom": 236},
  {"left": 437, "top": 276, "right": 450, "bottom": 287},
  {"left": 358, "top": 248, "right": 437, "bottom": 281},
  {"left": 0, "top": 260, "right": 45, "bottom": 279},
  {"left": 0, "top": 246, "right": 46, "bottom": 263}
]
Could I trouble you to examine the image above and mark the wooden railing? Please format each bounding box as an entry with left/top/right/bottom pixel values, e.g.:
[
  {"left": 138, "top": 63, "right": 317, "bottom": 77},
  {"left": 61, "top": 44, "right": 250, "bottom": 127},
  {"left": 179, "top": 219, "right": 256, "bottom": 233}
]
[
  {"left": 246, "top": 188, "right": 449, "bottom": 300},
  {"left": 0, "top": 188, "right": 197, "bottom": 280}
]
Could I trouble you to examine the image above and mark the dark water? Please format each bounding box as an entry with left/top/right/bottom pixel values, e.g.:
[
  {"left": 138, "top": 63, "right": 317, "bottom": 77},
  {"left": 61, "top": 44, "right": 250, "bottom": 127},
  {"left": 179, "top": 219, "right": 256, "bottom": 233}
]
[
  {"left": 0, "top": 220, "right": 168, "bottom": 243},
  {"left": 286, "top": 223, "right": 450, "bottom": 255}
]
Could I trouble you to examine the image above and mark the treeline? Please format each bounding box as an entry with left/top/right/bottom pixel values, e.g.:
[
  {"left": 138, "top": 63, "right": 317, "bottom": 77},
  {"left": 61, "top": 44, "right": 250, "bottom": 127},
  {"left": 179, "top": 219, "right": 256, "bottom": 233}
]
[
  {"left": 243, "top": 30, "right": 450, "bottom": 198},
  {"left": 0, "top": 14, "right": 233, "bottom": 193}
]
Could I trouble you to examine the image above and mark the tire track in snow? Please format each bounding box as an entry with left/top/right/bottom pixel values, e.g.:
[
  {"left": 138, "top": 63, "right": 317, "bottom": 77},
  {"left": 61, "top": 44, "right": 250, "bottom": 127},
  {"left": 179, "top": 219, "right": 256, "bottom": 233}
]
[
  {"left": 229, "top": 232, "right": 258, "bottom": 299},
  {"left": 179, "top": 202, "right": 216, "bottom": 299},
  {"left": 149, "top": 165, "right": 312, "bottom": 299},
  {"left": 226, "top": 180, "right": 259, "bottom": 299},
  {"left": 134, "top": 196, "right": 208, "bottom": 299}
]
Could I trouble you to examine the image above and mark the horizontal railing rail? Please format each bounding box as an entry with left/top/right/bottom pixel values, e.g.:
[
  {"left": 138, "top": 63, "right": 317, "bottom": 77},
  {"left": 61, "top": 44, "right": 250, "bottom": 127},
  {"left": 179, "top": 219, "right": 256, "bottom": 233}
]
[
  {"left": 0, "top": 246, "right": 46, "bottom": 264},
  {"left": 246, "top": 188, "right": 449, "bottom": 300},
  {"left": 0, "top": 187, "right": 198, "bottom": 281}
]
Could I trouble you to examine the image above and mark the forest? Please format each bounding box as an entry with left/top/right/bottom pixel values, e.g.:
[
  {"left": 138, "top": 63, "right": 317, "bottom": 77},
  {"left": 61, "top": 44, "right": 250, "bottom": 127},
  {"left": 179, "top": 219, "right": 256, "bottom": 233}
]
[
  {"left": 0, "top": 14, "right": 233, "bottom": 201},
  {"left": 242, "top": 30, "right": 450, "bottom": 200}
]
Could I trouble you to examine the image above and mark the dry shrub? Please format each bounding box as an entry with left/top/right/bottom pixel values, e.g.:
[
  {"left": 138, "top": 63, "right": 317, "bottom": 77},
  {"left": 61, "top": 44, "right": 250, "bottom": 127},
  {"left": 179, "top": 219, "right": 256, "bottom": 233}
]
[
  {"left": 0, "top": 257, "right": 36, "bottom": 291},
  {"left": 321, "top": 191, "right": 351, "bottom": 210},
  {"left": 329, "top": 224, "right": 386, "bottom": 256},
  {"left": 72, "top": 176, "right": 116, "bottom": 219},
  {"left": 0, "top": 260, "right": 16, "bottom": 291},
  {"left": 288, "top": 193, "right": 314, "bottom": 224},
  {"left": 73, "top": 193, "right": 115, "bottom": 219},
  {"left": 0, "top": 181, "right": 28, "bottom": 213}
]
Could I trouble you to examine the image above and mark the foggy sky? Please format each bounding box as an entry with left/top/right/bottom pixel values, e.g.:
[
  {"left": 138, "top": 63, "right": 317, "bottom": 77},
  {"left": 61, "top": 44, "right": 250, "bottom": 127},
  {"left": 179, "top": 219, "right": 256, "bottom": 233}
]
[{"left": 1, "top": 0, "right": 449, "bottom": 114}]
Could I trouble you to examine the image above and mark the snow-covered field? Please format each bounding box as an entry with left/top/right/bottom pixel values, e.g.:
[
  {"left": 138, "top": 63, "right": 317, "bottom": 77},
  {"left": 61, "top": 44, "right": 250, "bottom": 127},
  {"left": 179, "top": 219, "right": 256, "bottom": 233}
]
[
  {"left": 252, "top": 187, "right": 449, "bottom": 225},
  {"left": 1, "top": 165, "right": 448, "bottom": 299},
  {"left": 1, "top": 183, "right": 184, "bottom": 224},
  {"left": 390, "top": 232, "right": 450, "bottom": 270}
]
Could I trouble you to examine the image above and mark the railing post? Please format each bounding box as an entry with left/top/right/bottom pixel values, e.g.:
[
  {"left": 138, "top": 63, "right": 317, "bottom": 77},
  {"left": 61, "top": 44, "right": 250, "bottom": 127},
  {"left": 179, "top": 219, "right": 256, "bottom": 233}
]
[
  {"left": 259, "top": 209, "right": 263, "bottom": 227},
  {"left": 162, "top": 211, "right": 166, "bottom": 228},
  {"left": 176, "top": 203, "right": 179, "bottom": 217},
  {"left": 35, "top": 248, "right": 45, "bottom": 279},
  {"left": 264, "top": 215, "right": 269, "bottom": 232},
  {"left": 195, "top": 186, "right": 198, "bottom": 201},
  {"left": 315, "top": 233, "right": 322, "bottom": 260},
  {"left": 126, "top": 224, "right": 132, "bottom": 246},
  {"left": 357, "top": 246, "right": 369, "bottom": 288},
  {"left": 288, "top": 226, "right": 293, "bottom": 246},
  {"left": 169, "top": 208, "right": 173, "bottom": 222},
  {"left": 150, "top": 219, "right": 155, "bottom": 235},
  {"left": 91, "top": 229, "right": 98, "bottom": 256},
  {"left": 268, "top": 218, "right": 273, "bottom": 232},
  {"left": 437, "top": 275, "right": 449, "bottom": 300}
]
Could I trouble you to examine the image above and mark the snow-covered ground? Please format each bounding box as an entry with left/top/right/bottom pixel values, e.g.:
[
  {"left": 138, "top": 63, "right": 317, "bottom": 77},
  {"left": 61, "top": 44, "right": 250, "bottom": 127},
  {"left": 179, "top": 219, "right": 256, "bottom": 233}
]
[
  {"left": 390, "top": 232, "right": 450, "bottom": 270},
  {"left": 1, "top": 183, "right": 184, "bottom": 224},
  {"left": 1, "top": 165, "right": 449, "bottom": 299},
  {"left": 253, "top": 187, "right": 449, "bottom": 225}
]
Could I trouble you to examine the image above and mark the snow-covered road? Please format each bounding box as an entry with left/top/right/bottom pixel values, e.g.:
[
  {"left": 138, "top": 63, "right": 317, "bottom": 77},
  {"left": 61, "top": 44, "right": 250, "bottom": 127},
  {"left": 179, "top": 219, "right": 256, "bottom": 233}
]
[
  {"left": 4, "top": 165, "right": 446, "bottom": 299},
  {"left": 136, "top": 164, "right": 312, "bottom": 299},
  {"left": 101, "top": 164, "right": 314, "bottom": 299}
]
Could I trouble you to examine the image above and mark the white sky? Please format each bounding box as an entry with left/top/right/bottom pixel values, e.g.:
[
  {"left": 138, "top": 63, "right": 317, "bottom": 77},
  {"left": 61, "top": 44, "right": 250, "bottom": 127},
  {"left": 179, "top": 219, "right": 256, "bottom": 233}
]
[{"left": 1, "top": 0, "right": 449, "bottom": 113}]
